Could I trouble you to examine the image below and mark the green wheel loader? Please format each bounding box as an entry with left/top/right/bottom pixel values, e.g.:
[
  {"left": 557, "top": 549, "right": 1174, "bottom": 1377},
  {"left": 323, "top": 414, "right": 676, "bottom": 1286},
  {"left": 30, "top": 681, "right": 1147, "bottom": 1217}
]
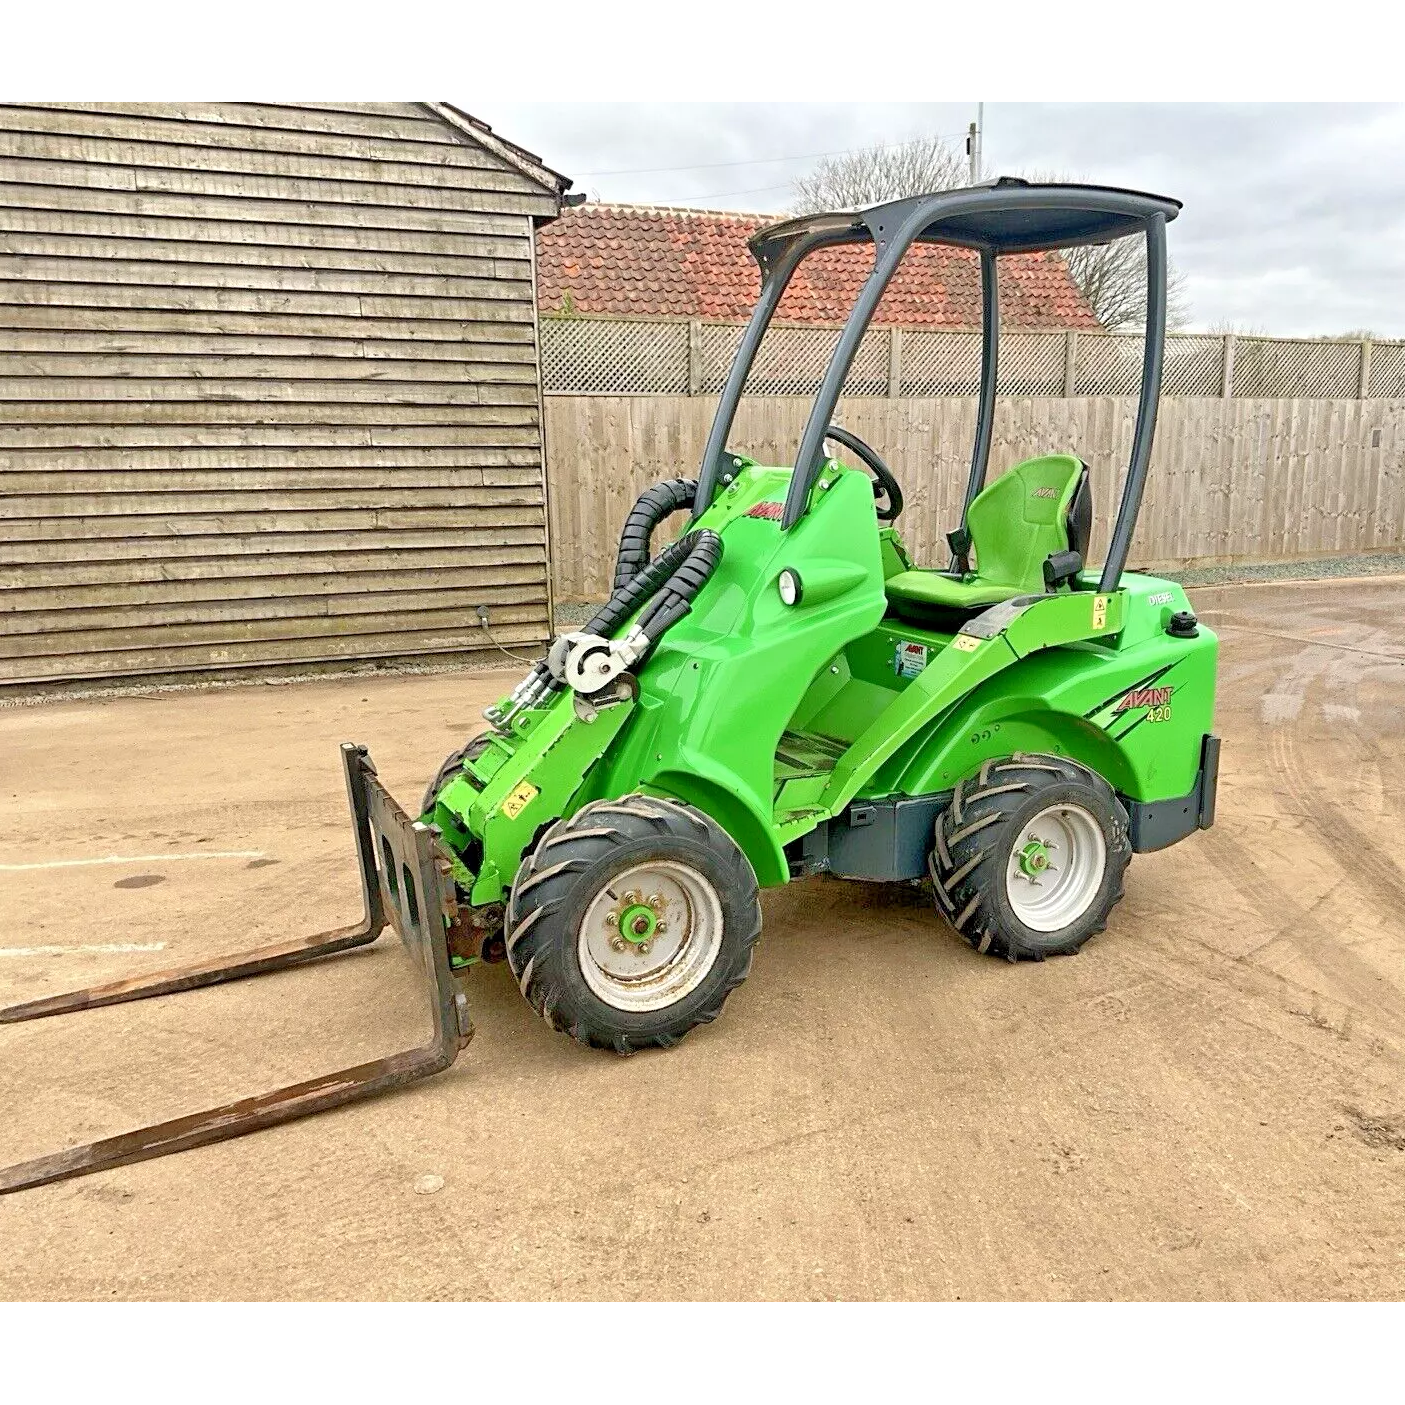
[{"left": 1, "top": 179, "right": 1219, "bottom": 1193}]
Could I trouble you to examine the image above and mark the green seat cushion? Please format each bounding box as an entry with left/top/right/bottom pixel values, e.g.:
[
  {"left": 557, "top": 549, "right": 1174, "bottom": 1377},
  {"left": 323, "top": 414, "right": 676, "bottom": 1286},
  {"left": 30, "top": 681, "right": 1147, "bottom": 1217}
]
[
  {"left": 883, "top": 453, "right": 1087, "bottom": 620},
  {"left": 884, "top": 570, "right": 1022, "bottom": 611},
  {"left": 963, "top": 453, "right": 1085, "bottom": 593}
]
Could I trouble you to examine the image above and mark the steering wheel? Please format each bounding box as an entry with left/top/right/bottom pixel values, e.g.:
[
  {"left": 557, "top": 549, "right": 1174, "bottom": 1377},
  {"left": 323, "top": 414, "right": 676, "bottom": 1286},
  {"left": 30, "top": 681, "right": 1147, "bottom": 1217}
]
[{"left": 823, "top": 425, "right": 904, "bottom": 521}]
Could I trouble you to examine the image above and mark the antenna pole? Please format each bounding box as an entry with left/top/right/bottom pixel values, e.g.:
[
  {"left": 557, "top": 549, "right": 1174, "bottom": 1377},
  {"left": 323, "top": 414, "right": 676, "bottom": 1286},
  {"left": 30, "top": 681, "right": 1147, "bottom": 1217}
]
[{"left": 967, "top": 103, "right": 984, "bottom": 184}]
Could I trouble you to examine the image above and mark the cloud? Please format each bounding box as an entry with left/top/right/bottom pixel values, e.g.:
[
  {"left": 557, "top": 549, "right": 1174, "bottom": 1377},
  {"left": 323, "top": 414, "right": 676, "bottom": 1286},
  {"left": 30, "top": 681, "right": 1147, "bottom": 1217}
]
[{"left": 480, "top": 102, "right": 1405, "bottom": 336}]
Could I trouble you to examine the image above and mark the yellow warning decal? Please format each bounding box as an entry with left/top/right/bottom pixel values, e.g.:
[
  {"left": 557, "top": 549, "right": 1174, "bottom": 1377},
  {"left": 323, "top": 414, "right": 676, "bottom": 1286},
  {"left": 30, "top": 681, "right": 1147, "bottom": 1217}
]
[
  {"left": 501, "top": 780, "right": 539, "bottom": 820},
  {"left": 1092, "top": 595, "right": 1109, "bottom": 629},
  {"left": 952, "top": 634, "right": 981, "bottom": 653}
]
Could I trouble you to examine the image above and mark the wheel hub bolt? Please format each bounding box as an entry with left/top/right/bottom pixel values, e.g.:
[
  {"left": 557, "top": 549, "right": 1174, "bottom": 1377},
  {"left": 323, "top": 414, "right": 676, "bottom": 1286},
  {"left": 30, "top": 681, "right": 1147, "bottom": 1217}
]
[
  {"left": 610, "top": 936, "right": 627, "bottom": 952},
  {"left": 1018, "top": 839, "right": 1051, "bottom": 879},
  {"left": 638, "top": 941, "right": 652, "bottom": 955}
]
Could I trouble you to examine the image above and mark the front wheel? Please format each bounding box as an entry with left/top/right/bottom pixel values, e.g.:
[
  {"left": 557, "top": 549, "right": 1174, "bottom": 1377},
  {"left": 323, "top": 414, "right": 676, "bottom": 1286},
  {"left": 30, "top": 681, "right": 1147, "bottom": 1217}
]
[
  {"left": 504, "top": 795, "right": 761, "bottom": 1052},
  {"left": 928, "top": 753, "right": 1131, "bottom": 961},
  {"left": 420, "top": 733, "right": 494, "bottom": 817}
]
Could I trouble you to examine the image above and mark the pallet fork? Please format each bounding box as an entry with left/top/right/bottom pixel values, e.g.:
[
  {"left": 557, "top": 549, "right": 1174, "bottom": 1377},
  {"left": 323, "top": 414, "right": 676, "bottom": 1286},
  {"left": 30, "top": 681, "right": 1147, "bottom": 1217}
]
[{"left": 0, "top": 743, "right": 474, "bottom": 1195}]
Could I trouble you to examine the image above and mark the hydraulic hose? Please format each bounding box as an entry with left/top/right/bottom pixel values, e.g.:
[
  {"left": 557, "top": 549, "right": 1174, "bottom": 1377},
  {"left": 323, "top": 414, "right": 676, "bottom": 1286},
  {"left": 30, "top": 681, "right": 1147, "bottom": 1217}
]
[
  {"left": 613, "top": 478, "right": 697, "bottom": 592},
  {"left": 492, "top": 497, "right": 718, "bottom": 724},
  {"left": 634, "top": 530, "right": 723, "bottom": 644},
  {"left": 587, "top": 533, "right": 695, "bottom": 640},
  {"left": 501, "top": 531, "right": 707, "bottom": 712}
]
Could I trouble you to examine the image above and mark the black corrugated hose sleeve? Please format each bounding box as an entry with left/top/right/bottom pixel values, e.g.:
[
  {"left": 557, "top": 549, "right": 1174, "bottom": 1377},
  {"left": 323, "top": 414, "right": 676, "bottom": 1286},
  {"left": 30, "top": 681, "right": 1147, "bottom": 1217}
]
[
  {"left": 517, "top": 533, "right": 695, "bottom": 698},
  {"left": 634, "top": 530, "right": 723, "bottom": 642},
  {"left": 586, "top": 533, "right": 693, "bottom": 640},
  {"left": 613, "top": 478, "right": 697, "bottom": 592},
  {"left": 521, "top": 524, "right": 718, "bottom": 700}
]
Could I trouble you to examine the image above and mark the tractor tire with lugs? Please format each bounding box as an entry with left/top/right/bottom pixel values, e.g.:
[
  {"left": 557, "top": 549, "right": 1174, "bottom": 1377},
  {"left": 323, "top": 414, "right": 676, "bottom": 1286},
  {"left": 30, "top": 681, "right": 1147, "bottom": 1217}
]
[
  {"left": 421, "top": 733, "right": 495, "bottom": 817},
  {"left": 504, "top": 795, "right": 761, "bottom": 1053},
  {"left": 928, "top": 752, "right": 1131, "bottom": 962}
]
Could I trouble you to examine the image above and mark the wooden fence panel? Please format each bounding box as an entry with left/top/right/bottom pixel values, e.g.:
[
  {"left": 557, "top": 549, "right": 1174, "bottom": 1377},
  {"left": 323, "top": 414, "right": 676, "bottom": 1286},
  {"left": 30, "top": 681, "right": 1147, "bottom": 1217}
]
[{"left": 544, "top": 394, "right": 1405, "bottom": 601}]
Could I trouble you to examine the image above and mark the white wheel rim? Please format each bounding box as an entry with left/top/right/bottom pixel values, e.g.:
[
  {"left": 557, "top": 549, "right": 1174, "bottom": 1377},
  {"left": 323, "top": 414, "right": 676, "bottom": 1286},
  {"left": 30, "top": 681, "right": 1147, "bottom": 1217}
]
[
  {"left": 577, "top": 860, "right": 725, "bottom": 1013},
  {"left": 1004, "top": 803, "right": 1107, "bottom": 933}
]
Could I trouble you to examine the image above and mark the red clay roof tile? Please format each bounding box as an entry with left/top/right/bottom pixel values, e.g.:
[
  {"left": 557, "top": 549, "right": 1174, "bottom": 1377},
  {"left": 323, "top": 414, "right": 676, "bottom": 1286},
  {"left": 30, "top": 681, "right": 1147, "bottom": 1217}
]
[{"left": 536, "top": 202, "right": 1099, "bottom": 330}]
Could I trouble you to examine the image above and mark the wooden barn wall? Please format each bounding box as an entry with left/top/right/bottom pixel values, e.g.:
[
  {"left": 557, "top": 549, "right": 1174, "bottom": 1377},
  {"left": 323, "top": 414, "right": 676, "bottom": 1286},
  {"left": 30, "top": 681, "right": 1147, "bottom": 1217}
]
[
  {"left": 545, "top": 394, "right": 1405, "bottom": 601},
  {"left": 0, "top": 101, "right": 559, "bottom": 689}
]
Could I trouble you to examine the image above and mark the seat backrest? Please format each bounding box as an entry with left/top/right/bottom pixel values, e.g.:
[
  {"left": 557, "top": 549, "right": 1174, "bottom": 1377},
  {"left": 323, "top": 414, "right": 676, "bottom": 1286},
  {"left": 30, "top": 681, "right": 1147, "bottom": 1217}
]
[{"left": 966, "top": 454, "right": 1088, "bottom": 593}]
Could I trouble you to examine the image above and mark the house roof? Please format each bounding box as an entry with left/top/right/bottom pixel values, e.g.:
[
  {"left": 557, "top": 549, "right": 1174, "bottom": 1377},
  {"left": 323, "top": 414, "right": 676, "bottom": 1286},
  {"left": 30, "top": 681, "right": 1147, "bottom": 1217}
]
[
  {"left": 423, "top": 103, "right": 573, "bottom": 201},
  {"left": 536, "top": 202, "right": 1100, "bottom": 328}
]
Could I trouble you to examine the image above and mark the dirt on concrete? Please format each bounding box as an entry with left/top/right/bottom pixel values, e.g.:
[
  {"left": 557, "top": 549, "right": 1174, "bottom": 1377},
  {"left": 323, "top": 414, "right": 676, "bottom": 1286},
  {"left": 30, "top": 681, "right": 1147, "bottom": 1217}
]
[{"left": 2, "top": 578, "right": 1403, "bottom": 1301}]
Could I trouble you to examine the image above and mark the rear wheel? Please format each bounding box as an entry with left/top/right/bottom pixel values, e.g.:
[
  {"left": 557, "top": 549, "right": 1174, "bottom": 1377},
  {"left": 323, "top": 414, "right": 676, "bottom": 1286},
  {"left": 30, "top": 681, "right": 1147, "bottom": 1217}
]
[
  {"left": 928, "top": 753, "right": 1131, "bottom": 961},
  {"left": 504, "top": 796, "right": 761, "bottom": 1052}
]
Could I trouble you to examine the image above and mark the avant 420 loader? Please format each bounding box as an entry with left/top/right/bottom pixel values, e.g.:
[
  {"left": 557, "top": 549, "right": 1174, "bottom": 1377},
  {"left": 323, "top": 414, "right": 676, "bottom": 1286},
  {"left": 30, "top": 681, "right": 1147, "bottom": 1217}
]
[{"left": 1, "top": 180, "right": 1219, "bottom": 1193}]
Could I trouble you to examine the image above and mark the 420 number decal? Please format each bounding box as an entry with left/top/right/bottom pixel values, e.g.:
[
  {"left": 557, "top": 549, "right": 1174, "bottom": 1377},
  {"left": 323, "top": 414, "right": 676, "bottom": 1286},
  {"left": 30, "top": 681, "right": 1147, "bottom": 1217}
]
[{"left": 1084, "top": 668, "right": 1181, "bottom": 737}]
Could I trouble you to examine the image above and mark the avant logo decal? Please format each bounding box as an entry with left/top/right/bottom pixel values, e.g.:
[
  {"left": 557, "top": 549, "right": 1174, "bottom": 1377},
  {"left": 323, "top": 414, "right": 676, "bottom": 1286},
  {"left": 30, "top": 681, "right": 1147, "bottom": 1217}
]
[
  {"left": 1115, "top": 685, "right": 1173, "bottom": 714},
  {"left": 1030, "top": 485, "right": 1059, "bottom": 499},
  {"left": 1083, "top": 663, "right": 1179, "bottom": 738},
  {"left": 894, "top": 640, "right": 929, "bottom": 678}
]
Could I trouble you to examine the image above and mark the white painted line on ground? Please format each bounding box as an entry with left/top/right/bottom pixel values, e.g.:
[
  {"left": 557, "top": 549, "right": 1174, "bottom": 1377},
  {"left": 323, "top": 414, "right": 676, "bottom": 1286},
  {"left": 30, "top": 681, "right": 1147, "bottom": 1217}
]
[
  {"left": 0, "top": 942, "right": 168, "bottom": 957},
  {"left": 0, "top": 850, "right": 263, "bottom": 873}
]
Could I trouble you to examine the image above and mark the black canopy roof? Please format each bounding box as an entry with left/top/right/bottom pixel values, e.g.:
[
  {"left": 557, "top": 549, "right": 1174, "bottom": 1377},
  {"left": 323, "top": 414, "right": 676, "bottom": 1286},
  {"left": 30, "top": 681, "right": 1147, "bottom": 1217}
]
[{"left": 749, "top": 178, "right": 1181, "bottom": 277}]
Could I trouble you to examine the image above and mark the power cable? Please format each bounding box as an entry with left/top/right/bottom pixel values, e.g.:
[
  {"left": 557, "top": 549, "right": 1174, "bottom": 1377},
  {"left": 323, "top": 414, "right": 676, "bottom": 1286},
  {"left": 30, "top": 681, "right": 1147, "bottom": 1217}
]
[
  {"left": 576, "top": 131, "right": 969, "bottom": 179},
  {"left": 477, "top": 611, "right": 539, "bottom": 665}
]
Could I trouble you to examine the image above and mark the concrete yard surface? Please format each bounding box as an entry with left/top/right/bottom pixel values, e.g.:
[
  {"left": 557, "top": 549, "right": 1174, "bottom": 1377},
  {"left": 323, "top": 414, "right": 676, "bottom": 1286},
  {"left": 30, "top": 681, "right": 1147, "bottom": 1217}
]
[{"left": 1, "top": 577, "right": 1404, "bottom": 1300}]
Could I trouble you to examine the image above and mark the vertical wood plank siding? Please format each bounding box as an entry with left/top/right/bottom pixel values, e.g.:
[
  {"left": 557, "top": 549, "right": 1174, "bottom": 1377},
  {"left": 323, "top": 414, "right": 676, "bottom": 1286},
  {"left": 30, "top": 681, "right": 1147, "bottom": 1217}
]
[
  {"left": 544, "top": 395, "right": 1405, "bottom": 601},
  {"left": 0, "top": 102, "right": 560, "bottom": 688}
]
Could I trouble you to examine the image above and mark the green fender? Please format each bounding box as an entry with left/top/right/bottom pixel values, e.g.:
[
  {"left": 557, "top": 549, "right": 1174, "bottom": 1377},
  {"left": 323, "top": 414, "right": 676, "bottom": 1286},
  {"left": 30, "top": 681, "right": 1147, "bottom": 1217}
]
[{"left": 876, "top": 623, "right": 1220, "bottom": 802}]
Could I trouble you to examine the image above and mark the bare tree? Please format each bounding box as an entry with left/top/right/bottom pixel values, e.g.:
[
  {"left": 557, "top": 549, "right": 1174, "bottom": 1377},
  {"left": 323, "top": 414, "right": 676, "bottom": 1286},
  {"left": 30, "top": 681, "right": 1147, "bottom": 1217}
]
[
  {"left": 1205, "top": 319, "right": 1268, "bottom": 335},
  {"left": 1062, "top": 239, "right": 1191, "bottom": 332},
  {"left": 790, "top": 135, "right": 967, "bottom": 214},
  {"left": 789, "top": 143, "right": 1191, "bottom": 331},
  {"left": 1019, "top": 167, "right": 1190, "bottom": 331}
]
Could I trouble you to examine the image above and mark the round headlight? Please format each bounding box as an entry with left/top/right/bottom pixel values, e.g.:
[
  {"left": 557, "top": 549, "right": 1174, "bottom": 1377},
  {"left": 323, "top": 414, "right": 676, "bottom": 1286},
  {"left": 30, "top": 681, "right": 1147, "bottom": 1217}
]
[{"left": 777, "top": 568, "right": 802, "bottom": 606}]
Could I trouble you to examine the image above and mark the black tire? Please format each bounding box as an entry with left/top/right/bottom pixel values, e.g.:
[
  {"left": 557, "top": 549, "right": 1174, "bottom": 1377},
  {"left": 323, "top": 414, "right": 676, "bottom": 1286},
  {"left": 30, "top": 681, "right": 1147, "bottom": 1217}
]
[
  {"left": 928, "top": 752, "right": 1131, "bottom": 962},
  {"left": 504, "top": 795, "right": 761, "bottom": 1053},
  {"left": 420, "top": 733, "right": 494, "bottom": 817}
]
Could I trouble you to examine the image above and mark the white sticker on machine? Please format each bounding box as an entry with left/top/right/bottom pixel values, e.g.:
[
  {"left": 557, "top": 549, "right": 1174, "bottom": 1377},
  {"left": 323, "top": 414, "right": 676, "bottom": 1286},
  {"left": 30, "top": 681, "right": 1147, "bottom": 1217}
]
[{"left": 895, "top": 641, "right": 929, "bottom": 678}]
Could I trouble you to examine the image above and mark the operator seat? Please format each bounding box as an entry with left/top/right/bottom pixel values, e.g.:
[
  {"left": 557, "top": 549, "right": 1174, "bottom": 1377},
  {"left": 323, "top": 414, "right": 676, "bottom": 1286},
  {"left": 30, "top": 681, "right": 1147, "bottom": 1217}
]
[{"left": 884, "top": 454, "right": 1092, "bottom": 622}]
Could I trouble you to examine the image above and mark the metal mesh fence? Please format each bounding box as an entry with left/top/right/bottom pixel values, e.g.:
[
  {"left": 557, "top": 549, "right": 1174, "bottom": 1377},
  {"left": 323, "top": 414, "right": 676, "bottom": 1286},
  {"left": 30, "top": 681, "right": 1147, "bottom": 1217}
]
[
  {"left": 1231, "top": 337, "right": 1363, "bottom": 399},
  {"left": 539, "top": 316, "right": 689, "bottom": 394},
  {"left": 1369, "top": 341, "right": 1405, "bottom": 398},
  {"left": 899, "top": 330, "right": 981, "bottom": 395},
  {"left": 696, "top": 321, "right": 891, "bottom": 396},
  {"left": 1162, "top": 335, "right": 1225, "bottom": 395},
  {"left": 540, "top": 316, "right": 1399, "bottom": 399}
]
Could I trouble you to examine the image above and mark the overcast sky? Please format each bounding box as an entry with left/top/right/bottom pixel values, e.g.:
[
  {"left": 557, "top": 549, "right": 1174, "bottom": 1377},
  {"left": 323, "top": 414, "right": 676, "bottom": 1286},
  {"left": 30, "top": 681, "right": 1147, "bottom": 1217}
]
[{"left": 479, "top": 102, "right": 1405, "bottom": 338}]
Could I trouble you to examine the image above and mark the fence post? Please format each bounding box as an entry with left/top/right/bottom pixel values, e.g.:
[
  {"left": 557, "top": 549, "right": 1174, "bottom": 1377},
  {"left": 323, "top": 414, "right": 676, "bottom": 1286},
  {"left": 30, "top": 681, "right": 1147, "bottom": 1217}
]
[
  {"left": 1221, "top": 334, "right": 1237, "bottom": 398},
  {"left": 1359, "top": 339, "right": 1373, "bottom": 398},
  {"left": 888, "top": 327, "right": 903, "bottom": 398},
  {"left": 1062, "top": 331, "right": 1078, "bottom": 397},
  {"left": 687, "top": 319, "right": 702, "bottom": 396}
]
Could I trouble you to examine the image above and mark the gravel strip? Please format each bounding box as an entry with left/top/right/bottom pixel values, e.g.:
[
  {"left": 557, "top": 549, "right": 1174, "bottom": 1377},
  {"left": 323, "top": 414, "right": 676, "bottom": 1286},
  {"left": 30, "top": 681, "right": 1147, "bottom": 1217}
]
[{"left": 1162, "top": 551, "right": 1405, "bottom": 588}]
